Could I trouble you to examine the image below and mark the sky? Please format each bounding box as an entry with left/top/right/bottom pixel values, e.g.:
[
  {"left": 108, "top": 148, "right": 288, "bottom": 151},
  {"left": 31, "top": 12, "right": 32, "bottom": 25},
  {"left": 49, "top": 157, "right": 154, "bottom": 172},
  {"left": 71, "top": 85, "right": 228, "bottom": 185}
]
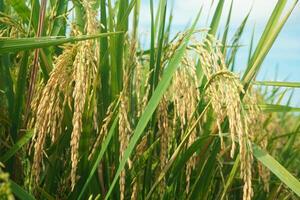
[{"left": 138, "top": 0, "right": 300, "bottom": 106}]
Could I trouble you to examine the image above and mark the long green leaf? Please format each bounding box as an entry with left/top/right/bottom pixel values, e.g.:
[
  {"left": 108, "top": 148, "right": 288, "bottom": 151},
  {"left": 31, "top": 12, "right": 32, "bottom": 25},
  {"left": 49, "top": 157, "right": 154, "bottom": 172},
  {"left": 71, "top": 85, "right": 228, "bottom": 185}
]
[
  {"left": 221, "top": 0, "right": 233, "bottom": 54},
  {"left": 10, "top": 180, "right": 36, "bottom": 200},
  {"left": 255, "top": 81, "right": 300, "bottom": 88},
  {"left": 0, "top": 131, "right": 33, "bottom": 162},
  {"left": 10, "top": 0, "right": 31, "bottom": 21},
  {"left": 0, "top": 32, "right": 122, "bottom": 54},
  {"left": 220, "top": 155, "right": 240, "bottom": 200},
  {"left": 209, "top": 0, "right": 225, "bottom": 36},
  {"left": 257, "top": 104, "right": 300, "bottom": 112},
  {"left": 11, "top": 51, "right": 29, "bottom": 142},
  {"left": 253, "top": 145, "right": 300, "bottom": 196},
  {"left": 50, "top": 0, "right": 68, "bottom": 36},
  {"left": 242, "top": 0, "right": 298, "bottom": 87}
]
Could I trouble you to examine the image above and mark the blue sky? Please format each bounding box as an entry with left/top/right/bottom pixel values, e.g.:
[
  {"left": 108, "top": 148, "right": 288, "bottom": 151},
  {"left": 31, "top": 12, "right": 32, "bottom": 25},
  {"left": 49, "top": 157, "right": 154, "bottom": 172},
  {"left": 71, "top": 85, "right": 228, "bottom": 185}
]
[{"left": 139, "top": 0, "right": 300, "bottom": 106}]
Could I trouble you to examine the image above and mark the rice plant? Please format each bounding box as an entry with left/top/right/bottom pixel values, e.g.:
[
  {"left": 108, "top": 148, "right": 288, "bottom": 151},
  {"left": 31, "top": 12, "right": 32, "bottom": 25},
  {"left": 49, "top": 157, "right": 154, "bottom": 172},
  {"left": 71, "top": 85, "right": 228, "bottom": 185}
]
[{"left": 0, "top": 0, "right": 300, "bottom": 199}]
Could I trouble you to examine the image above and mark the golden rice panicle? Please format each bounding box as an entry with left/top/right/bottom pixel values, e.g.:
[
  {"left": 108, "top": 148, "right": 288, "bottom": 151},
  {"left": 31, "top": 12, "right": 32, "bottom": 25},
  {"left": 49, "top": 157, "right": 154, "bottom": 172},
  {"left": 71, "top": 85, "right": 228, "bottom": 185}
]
[
  {"left": 28, "top": 82, "right": 44, "bottom": 129},
  {"left": 130, "top": 178, "right": 138, "bottom": 200},
  {"left": 118, "top": 65, "right": 132, "bottom": 200},
  {"left": 245, "top": 91, "right": 270, "bottom": 192},
  {"left": 169, "top": 55, "right": 200, "bottom": 193},
  {"left": 162, "top": 32, "right": 187, "bottom": 64},
  {"left": 70, "top": 0, "right": 98, "bottom": 189},
  {"left": 257, "top": 138, "right": 270, "bottom": 192},
  {"left": 70, "top": 41, "right": 91, "bottom": 189},
  {"left": 88, "top": 101, "right": 116, "bottom": 160},
  {"left": 133, "top": 56, "right": 151, "bottom": 118},
  {"left": 157, "top": 97, "right": 170, "bottom": 195},
  {"left": 194, "top": 35, "right": 254, "bottom": 200},
  {"left": 32, "top": 44, "right": 76, "bottom": 184}
]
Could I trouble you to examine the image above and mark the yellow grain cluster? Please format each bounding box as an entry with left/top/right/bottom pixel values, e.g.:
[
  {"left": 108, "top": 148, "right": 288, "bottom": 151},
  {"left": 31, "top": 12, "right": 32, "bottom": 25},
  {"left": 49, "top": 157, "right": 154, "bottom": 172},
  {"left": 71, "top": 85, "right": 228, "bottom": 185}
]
[
  {"left": 119, "top": 55, "right": 133, "bottom": 200},
  {"left": 170, "top": 56, "right": 200, "bottom": 193},
  {"left": 157, "top": 97, "right": 170, "bottom": 194},
  {"left": 32, "top": 44, "right": 76, "bottom": 184},
  {"left": 31, "top": 0, "right": 98, "bottom": 189},
  {"left": 88, "top": 101, "right": 116, "bottom": 160},
  {"left": 193, "top": 35, "right": 254, "bottom": 200},
  {"left": 119, "top": 88, "right": 132, "bottom": 200},
  {"left": 0, "top": 13, "right": 25, "bottom": 37},
  {"left": 70, "top": 0, "right": 98, "bottom": 189}
]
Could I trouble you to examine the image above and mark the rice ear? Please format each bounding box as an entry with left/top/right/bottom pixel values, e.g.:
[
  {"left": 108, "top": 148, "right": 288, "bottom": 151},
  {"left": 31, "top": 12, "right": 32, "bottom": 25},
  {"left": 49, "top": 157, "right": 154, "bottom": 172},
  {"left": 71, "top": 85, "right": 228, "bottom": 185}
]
[
  {"left": 31, "top": 44, "right": 77, "bottom": 185},
  {"left": 70, "top": 0, "right": 99, "bottom": 189},
  {"left": 194, "top": 35, "right": 257, "bottom": 200}
]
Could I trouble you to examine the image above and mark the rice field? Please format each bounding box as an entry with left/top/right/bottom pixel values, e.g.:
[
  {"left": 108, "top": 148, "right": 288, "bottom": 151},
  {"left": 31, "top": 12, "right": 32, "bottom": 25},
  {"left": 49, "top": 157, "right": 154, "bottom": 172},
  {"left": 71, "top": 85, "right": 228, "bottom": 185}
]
[{"left": 0, "top": 0, "right": 300, "bottom": 199}]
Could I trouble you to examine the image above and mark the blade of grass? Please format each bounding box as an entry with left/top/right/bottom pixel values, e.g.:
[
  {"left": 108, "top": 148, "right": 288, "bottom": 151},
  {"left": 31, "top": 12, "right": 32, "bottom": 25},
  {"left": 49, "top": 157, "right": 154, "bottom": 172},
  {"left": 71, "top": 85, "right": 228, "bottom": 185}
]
[
  {"left": 99, "top": 0, "right": 110, "bottom": 113},
  {"left": 242, "top": 0, "right": 298, "bottom": 88},
  {"left": 152, "top": 0, "right": 167, "bottom": 90},
  {"left": 220, "top": 155, "right": 240, "bottom": 200},
  {"left": 25, "top": 0, "right": 47, "bottom": 125},
  {"left": 188, "top": 140, "right": 220, "bottom": 200},
  {"left": 255, "top": 81, "right": 300, "bottom": 88},
  {"left": 0, "top": 131, "right": 33, "bottom": 162},
  {"left": 208, "top": 0, "right": 225, "bottom": 36},
  {"left": 0, "top": 32, "right": 122, "bottom": 54},
  {"left": 253, "top": 144, "right": 300, "bottom": 196},
  {"left": 257, "top": 104, "right": 300, "bottom": 112},
  {"left": 0, "top": 55, "right": 14, "bottom": 119},
  {"left": 9, "top": 180, "right": 36, "bottom": 200},
  {"left": 10, "top": 51, "right": 29, "bottom": 142},
  {"left": 227, "top": 11, "right": 250, "bottom": 69},
  {"left": 50, "top": 0, "right": 68, "bottom": 36},
  {"left": 221, "top": 0, "right": 233, "bottom": 55},
  {"left": 10, "top": 0, "right": 31, "bottom": 22}
]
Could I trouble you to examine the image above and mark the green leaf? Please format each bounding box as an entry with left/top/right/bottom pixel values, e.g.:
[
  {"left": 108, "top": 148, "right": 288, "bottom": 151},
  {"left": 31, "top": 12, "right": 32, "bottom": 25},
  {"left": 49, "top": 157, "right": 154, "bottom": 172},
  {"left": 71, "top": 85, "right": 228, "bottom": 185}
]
[
  {"left": 10, "top": 0, "right": 31, "bottom": 21},
  {"left": 0, "top": 131, "right": 33, "bottom": 162},
  {"left": 221, "top": 0, "right": 233, "bottom": 55},
  {"left": 209, "top": 0, "right": 225, "bottom": 36},
  {"left": 253, "top": 145, "right": 300, "bottom": 197},
  {"left": 169, "top": 135, "right": 210, "bottom": 181},
  {"left": 11, "top": 51, "right": 29, "bottom": 142},
  {"left": 242, "top": 0, "right": 298, "bottom": 88},
  {"left": 257, "top": 104, "right": 300, "bottom": 112},
  {"left": 255, "top": 81, "right": 300, "bottom": 88},
  {"left": 9, "top": 180, "right": 36, "bottom": 200},
  {"left": 220, "top": 155, "right": 240, "bottom": 200},
  {"left": 188, "top": 140, "right": 220, "bottom": 200},
  {"left": 227, "top": 11, "right": 250, "bottom": 69},
  {"left": 50, "top": 0, "right": 68, "bottom": 36},
  {"left": 0, "top": 32, "right": 122, "bottom": 54}
]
